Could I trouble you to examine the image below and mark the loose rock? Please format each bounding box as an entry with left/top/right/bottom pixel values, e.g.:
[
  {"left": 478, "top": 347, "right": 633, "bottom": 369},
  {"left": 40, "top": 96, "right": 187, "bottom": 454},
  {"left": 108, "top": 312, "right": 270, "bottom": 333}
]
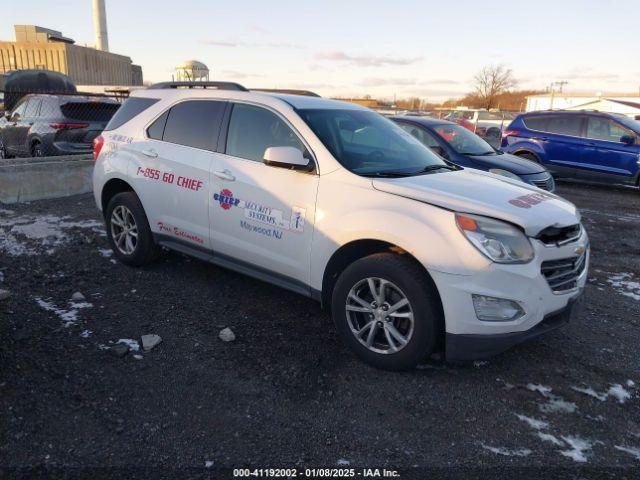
[
  {"left": 71, "top": 291, "right": 86, "bottom": 302},
  {"left": 141, "top": 334, "right": 162, "bottom": 352},
  {"left": 219, "top": 327, "right": 236, "bottom": 342},
  {"left": 109, "top": 344, "right": 129, "bottom": 358}
]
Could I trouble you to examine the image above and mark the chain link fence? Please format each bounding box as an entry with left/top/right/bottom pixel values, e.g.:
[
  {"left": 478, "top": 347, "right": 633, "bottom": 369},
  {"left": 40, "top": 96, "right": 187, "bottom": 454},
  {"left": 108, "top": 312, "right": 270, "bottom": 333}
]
[{"left": 0, "top": 88, "right": 126, "bottom": 159}]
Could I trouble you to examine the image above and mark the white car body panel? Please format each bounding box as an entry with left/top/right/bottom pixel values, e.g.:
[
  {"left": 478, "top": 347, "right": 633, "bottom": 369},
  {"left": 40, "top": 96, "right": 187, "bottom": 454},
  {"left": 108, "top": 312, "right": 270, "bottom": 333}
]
[{"left": 93, "top": 87, "right": 588, "bottom": 355}]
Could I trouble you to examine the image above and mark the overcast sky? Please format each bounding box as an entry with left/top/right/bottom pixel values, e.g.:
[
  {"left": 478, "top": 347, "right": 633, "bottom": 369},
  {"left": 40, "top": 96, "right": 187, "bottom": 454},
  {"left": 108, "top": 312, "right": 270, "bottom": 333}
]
[{"left": 4, "top": 0, "right": 639, "bottom": 100}]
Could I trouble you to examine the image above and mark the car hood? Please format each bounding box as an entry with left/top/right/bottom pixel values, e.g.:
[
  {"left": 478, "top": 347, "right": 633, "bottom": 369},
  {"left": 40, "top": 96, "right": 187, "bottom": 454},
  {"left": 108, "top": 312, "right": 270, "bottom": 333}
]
[
  {"left": 465, "top": 152, "right": 546, "bottom": 175},
  {"left": 372, "top": 169, "right": 578, "bottom": 236}
]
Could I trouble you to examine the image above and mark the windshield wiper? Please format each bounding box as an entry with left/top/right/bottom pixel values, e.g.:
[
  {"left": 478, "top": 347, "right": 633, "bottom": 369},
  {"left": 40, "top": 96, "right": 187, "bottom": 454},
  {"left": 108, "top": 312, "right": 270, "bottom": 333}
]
[
  {"left": 460, "top": 151, "right": 496, "bottom": 156},
  {"left": 360, "top": 171, "right": 415, "bottom": 178},
  {"left": 410, "top": 164, "right": 458, "bottom": 175}
]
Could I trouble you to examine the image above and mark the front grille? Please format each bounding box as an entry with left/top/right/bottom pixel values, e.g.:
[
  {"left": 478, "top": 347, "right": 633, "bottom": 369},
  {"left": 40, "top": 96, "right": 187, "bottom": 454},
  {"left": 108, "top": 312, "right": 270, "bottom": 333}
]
[
  {"left": 536, "top": 224, "right": 582, "bottom": 246},
  {"left": 541, "top": 251, "right": 587, "bottom": 293},
  {"left": 532, "top": 175, "right": 555, "bottom": 191}
]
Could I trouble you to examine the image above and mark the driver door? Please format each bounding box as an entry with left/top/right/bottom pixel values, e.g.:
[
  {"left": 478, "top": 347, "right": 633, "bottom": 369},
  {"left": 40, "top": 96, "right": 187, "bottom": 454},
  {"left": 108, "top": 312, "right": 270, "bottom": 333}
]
[{"left": 210, "top": 102, "right": 319, "bottom": 290}]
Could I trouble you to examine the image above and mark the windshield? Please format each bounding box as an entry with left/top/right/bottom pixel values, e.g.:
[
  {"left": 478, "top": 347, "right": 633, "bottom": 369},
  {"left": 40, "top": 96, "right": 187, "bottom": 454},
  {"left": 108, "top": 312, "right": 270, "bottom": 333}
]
[
  {"left": 297, "top": 108, "right": 448, "bottom": 176},
  {"left": 432, "top": 123, "right": 496, "bottom": 155}
]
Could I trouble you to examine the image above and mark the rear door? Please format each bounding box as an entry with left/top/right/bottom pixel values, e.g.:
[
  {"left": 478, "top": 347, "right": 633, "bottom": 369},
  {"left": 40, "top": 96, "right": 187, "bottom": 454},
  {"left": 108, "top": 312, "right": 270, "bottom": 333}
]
[
  {"left": 131, "top": 99, "right": 227, "bottom": 251},
  {"left": 209, "top": 102, "right": 318, "bottom": 289},
  {"left": 531, "top": 114, "right": 586, "bottom": 175},
  {"left": 580, "top": 115, "right": 640, "bottom": 182}
]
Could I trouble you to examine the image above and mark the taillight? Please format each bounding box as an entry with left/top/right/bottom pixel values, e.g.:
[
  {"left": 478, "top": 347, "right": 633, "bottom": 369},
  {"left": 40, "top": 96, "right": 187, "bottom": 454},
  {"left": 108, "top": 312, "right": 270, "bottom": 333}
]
[
  {"left": 93, "top": 135, "right": 105, "bottom": 161},
  {"left": 502, "top": 129, "right": 520, "bottom": 139},
  {"left": 49, "top": 122, "right": 90, "bottom": 129}
]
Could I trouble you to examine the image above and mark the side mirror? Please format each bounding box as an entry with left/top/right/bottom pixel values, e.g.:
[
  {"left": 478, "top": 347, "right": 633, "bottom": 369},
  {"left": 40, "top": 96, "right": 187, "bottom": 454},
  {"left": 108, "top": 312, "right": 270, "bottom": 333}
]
[
  {"left": 263, "top": 146, "right": 312, "bottom": 171},
  {"left": 620, "top": 134, "right": 635, "bottom": 145}
]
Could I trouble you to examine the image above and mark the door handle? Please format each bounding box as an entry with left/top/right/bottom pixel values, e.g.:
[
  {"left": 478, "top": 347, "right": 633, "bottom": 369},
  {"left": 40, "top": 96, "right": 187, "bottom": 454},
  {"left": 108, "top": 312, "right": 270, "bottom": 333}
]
[
  {"left": 141, "top": 148, "right": 157, "bottom": 158},
  {"left": 214, "top": 169, "right": 236, "bottom": 181}
]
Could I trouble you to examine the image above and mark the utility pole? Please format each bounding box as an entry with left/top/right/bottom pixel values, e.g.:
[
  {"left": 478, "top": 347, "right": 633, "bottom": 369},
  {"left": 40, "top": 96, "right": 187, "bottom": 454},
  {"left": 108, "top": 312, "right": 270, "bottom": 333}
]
[{"left": 549, "top": 81, "right": 568, "bottom": 110}]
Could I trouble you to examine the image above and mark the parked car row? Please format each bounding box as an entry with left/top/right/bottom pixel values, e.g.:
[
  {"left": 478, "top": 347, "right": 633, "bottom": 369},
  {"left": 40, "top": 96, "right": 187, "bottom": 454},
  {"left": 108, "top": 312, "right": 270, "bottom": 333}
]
[{"left": 0, "top": 93, "right": 120, "bottom": 158}]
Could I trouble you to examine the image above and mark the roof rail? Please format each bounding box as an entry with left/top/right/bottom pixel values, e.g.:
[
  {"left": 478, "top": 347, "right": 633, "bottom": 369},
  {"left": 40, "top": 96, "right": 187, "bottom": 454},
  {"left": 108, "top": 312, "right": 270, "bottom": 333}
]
[
  {"left": 147, "top": 81, "right": 248, "bottom": 91},
  {"left": 252, "top": 88, "right": 321, "bottom": 97}
]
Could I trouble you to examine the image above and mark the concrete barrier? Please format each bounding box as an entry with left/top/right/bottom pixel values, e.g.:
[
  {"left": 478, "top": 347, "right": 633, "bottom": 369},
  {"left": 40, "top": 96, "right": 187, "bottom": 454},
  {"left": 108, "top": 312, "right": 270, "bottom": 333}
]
[{"left": 0, "top": 155, "right": 93, "bottom": 204}]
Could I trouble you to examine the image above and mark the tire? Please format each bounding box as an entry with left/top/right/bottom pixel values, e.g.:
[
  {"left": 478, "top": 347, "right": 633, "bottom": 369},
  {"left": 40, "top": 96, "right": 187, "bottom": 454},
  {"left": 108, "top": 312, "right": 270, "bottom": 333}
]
[
  {"left": 331, "top": 253, "right": 443, "bottom": 370},
  {"left": 0, "top": 138, "right": 13, "bottom": 159},
  {"left": 105, "top": 192, "right": 160, "bottom": 267},
  {"left": 31, "top": 142, "right": 44, "bottom": 158}
]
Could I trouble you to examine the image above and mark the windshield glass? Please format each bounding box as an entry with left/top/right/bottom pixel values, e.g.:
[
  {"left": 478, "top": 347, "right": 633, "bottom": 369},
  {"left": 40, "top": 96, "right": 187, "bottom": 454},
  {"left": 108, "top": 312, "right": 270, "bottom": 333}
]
[
  {"left": 297, "top": 108, "right": 447, "bottom": 176},
  {"left": 432, "top": 123, "right": 496, "bottom": 155}
]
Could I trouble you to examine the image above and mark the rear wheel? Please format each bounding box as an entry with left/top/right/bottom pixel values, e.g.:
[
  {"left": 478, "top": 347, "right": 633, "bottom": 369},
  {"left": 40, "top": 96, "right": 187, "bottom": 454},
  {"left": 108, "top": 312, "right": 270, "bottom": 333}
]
[
  {"left": 0, "top": 138, "right": 12, "bottom": 159},
  {"left": 105, "top": 192, "right": 160, "bottom": 266},
  {"left": 331, "top": 253, "right": 443, "bottom": 370},
  {"left": 31, "top": 141, "right": 44, "bottom": 157}
]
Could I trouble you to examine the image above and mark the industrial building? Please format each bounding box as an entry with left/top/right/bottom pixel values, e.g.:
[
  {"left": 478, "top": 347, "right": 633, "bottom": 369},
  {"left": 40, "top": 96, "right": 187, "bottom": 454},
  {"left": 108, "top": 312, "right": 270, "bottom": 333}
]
[
  {"left": 526, "top": 93, "right": 640, "bottom": 118},
  {"left": 0, "top": 1, "right": 142, "bottom": 86}
]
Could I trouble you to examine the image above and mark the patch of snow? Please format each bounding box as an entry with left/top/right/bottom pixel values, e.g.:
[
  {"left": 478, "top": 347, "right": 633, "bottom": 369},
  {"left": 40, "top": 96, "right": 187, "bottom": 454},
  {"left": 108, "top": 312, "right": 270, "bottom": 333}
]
[
  {"left": 481, "top": 444, "right": 531, "bottom": 457},
  {"left": 614, "top": 445, "right": 640, "bottom": 461},
  {"left": 516, "top": 414, "right": 548, "bottom": 430},
  {"left": 571, "top": 386, "right": 608, "bottom": 401},
  {"left": 473, "top": 361, "right": 489, "bottom": 368},
  {"left": 204, "top": 460, "right": 214, "bottom": 468},
  {"left": 35, "top": 297, "right": 93, "bottom": 327},
  {"left": 80, "top": 330, "right": 92, "bottom": 338},
  {"left": 527, "top": 383, "right": 577, "bottom": 413},
  {"left": 627, "top": 380, "right": 635, "bottom": 388},
  {"left": 560, "top": 436, "right": 596, "bottom": 463},
  {"left": 607, "top": 273, "right": 640, "bottom": 301},
  {"left": 97, "top": 344, "right": 110, "bottom": 350},
  {"left": 537, "top": 432, "right": 564, "bottom": 446},
  {"left": 336, "top": 459, "right": 351, "bottom": 466},
  {"left": 0, "top": 214, "right": 103, "bottom": 256},
  {"left": 98, "top": 248, "right": 113, "bottom": 258},
  {"left": 608, "top": 384, "right": 632, "bottom": 404},
  {"left": 116, "top": 339, "right": 140, "bottom": 352}
]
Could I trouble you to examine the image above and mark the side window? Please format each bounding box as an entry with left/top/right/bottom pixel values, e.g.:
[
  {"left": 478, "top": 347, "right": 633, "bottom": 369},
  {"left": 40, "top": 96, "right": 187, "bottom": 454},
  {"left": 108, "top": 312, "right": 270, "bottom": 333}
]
[
  {"left": 162, "top": 101, "right": 226, "bottom": 151},
  {"left": 226, "top": 103, "right": 304, "bottom": 162},
  {"left": 398, "top": 123, "right": 439, "bottom": 148},
  {"left": 24, "top": 99, "right": 42, "bottom": 117},
  {"left": 147, "top": 110, "right": 169, "bottom": 140},
  {"left": 586, "top": 117, "right": 632, "bottom": 143},
  {"left": 11, "top": 100, "right": 28, "bottom": 120},
  {"left": 523, "top": 116, "right": 549, "bottom": 131},
  {"left": 105, "top": 97, "right": 159, "bottom": 131},
  {"left": 545, "top": 115, "right": 582, "bottom": 137}
]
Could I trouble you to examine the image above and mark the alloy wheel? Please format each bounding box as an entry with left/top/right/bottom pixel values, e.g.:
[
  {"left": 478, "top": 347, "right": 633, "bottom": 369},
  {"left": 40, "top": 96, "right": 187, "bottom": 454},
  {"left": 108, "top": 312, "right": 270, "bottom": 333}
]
[
  {"left": 110, "top": 205, "right": 138, "bottom": 255},
  {"left": 345, "top": 277, "right": 415, "bottom": 354}
]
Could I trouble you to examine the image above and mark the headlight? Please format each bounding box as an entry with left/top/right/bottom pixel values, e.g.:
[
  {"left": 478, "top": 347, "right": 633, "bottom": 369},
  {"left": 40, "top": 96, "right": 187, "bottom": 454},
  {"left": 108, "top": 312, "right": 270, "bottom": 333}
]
[
  {"left": 489, "top": 168, "right": 521, "bottom": 181},
  {"left": 455, "top": 213, "right": 534, "bottom": 264}
]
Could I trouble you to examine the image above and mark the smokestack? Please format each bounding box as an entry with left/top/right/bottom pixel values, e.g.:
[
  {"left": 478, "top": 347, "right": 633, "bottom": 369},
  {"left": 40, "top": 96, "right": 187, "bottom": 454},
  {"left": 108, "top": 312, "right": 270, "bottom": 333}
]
[{"left": 92, "top": 0, "right": 109, "bottom": 51}]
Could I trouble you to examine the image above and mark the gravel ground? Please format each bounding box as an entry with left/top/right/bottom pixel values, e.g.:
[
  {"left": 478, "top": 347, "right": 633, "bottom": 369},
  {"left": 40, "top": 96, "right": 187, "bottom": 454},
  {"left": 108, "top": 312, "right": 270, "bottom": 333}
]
[{"left": 0, "top": 182, "right": 639, "bottom": 477}]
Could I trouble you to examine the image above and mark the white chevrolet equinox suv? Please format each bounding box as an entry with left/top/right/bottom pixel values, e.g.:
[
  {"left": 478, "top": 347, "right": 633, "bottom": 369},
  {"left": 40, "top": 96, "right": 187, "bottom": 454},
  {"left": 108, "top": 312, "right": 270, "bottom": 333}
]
[{"left": 93, "top": 82, "right": 589, "bottom": 370}]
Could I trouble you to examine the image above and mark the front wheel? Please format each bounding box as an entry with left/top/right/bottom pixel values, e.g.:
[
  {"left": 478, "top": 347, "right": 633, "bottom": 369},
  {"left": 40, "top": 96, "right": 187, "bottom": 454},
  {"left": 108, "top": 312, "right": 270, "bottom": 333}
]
[
  {"left": 331, "top": 253, "right": 443, "bottom": 370},
  {"left": 105, "top": 192, "right": 160, "bottom": 266}
]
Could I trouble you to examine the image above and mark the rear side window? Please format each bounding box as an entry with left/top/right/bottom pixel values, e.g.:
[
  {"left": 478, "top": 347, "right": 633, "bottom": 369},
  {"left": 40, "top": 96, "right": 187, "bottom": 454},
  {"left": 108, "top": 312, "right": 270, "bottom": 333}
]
[
  {"left": 523, "top": 116, "right": 549, "bottom": 131},
  {"left": 24, "top": 98, "right": 42, "bottom": 117},
  {"left": 61, "top": 102, "right": 120, "bottom": 122},
  {"left": 104, "top": 97, "right": 159, "bottom": 131},
  {"left": 147, "top": 111, "right": 169, "bottom": 140},
  {"left": 398, "top": 123, "right": 439, "bottom": 148},
  {"left": 162, "top": 100, "right": 226, "bottom": 151},
  {"left": 546, "top": 116, "right": 582, "bottom": 136}
]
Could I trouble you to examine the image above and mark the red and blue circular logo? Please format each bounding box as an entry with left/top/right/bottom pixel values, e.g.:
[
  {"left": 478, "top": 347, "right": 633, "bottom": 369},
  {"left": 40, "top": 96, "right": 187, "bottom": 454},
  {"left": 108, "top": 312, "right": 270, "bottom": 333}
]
[{"left": 214, "top": 189, "right": 240, "bottom": 210}]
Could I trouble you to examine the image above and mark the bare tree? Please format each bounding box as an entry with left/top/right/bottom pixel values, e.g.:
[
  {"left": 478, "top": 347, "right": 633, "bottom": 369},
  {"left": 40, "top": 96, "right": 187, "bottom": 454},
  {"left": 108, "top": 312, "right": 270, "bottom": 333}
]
[{"left": 473, "top": 65, "right": 517, "bottom": 109}]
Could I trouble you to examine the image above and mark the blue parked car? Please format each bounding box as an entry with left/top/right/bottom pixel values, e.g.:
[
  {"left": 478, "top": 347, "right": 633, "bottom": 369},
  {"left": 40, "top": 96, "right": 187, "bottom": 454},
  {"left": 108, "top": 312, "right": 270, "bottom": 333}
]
[
  {"left": 502, "top": 110, "right": 640, "bottom": 187},
  {"left": 391, "top": 116, "right": 555, "bottom": 191}
]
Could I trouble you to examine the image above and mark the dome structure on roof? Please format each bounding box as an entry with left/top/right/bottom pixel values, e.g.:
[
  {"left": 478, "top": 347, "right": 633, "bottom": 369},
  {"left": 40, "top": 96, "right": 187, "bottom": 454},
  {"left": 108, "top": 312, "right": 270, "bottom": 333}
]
[{"left": 174, "top": 60, "right": 210, "bottom": 81}]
